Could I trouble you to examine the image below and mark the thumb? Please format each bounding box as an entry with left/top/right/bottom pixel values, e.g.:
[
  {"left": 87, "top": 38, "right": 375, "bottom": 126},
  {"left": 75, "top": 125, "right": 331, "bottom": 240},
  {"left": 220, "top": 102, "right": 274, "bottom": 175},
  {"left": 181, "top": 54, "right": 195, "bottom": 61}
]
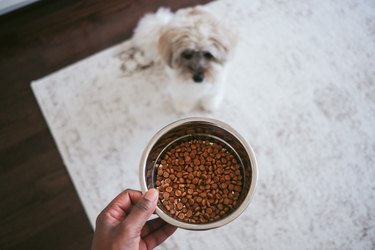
[{"left": 123, "top": 188, "right": 158, "bottom": 233}]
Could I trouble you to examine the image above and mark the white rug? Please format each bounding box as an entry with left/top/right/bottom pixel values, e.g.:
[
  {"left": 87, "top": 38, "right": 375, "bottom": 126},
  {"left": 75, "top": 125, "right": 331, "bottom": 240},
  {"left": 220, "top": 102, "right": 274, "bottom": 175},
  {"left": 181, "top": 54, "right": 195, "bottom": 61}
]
[{"left": 31, "top": 0, "right": 375, "bottom": 249}]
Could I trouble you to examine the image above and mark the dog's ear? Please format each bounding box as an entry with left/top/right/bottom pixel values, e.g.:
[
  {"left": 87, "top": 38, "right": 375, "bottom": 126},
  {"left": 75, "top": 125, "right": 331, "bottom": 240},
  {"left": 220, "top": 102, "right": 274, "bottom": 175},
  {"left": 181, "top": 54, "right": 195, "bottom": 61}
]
[
  {"left": 210, "top": 24, "right": 239, "bottom": 63},
  {"left": 158, "top": 30, "right": 174, "bottom": 67}
]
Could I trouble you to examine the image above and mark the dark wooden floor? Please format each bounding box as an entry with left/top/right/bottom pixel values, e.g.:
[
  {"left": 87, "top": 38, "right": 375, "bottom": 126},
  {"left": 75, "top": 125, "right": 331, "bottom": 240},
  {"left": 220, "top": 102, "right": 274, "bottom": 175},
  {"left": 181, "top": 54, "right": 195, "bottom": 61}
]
[{"left": 0, "top": 0, "right": 211, "bottom": 249}]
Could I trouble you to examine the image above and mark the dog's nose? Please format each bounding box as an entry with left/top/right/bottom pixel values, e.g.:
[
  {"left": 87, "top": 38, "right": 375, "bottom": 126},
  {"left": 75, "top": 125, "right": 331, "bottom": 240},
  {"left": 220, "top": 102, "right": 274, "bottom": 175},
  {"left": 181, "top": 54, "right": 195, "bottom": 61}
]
[{"left": 193, "top": 73, "right": 204, "bottom": 83}]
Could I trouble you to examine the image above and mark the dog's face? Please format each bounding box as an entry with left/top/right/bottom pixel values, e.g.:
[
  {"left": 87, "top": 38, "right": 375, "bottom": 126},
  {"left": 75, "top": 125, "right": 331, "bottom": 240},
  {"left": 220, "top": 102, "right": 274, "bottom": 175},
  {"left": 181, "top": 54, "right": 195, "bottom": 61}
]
[
  {"left": 158, "top": 9, "right": 237, "bottom": 84},
  {"left": 178, "top": 49, "right": 216, "bottom": 83}
]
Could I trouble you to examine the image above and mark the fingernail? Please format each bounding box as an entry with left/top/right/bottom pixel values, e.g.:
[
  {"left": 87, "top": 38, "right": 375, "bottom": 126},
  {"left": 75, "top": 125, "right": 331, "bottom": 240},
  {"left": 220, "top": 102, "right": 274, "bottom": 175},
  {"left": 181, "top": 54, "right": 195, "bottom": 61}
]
[{"left": 144, "top": 188, "right": 158, "bottom": 202}]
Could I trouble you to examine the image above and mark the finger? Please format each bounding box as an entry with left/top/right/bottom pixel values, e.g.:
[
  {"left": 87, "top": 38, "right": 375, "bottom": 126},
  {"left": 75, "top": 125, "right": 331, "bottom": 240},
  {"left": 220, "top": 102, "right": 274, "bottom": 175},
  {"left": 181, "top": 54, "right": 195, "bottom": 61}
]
[
  {"left": 142, "top": 223, "right": 177, "bottom": 249},
  {"left": 103, "top": 189, "right": 142, "bottom": 214},
  {"left": 141, "top": 217, "right": 167, "bottom": 238},
  {"left": 123, "top": 191, "right": 144, "bottom": 215},
  {"left": 122, "top": 188, "right": 159, "bottom": 234},
  {"left": 98, "top": 189, "right": 142, "bottom": 226}
]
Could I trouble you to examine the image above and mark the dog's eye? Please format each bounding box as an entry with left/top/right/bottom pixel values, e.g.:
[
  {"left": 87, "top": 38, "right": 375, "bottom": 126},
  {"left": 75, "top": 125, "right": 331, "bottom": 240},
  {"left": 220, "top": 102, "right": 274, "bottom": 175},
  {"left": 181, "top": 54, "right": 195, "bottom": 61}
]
[
  {"left": 203, "top": 52, "right": 214, "bottom": 60},
  {"left": 182, "top": 52, "right": 193, "bottom": 60}
]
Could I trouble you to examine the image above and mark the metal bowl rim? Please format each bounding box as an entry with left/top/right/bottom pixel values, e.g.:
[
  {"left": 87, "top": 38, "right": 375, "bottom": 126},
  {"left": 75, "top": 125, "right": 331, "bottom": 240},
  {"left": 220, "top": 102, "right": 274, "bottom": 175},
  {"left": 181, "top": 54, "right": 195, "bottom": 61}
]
[{"left": 139, "top": 117, "right": 258, "bottom": 230}]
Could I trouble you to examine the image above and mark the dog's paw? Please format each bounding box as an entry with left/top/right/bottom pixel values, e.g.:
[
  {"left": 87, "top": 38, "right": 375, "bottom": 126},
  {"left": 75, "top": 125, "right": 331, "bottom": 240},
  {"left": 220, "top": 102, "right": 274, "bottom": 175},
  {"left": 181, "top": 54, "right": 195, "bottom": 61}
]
[
  {"left": 118, "top": 45, "right": 153, "bottom": 75},
  {"left": 173, "top": 99, "right": 196, "bottom": 114}
]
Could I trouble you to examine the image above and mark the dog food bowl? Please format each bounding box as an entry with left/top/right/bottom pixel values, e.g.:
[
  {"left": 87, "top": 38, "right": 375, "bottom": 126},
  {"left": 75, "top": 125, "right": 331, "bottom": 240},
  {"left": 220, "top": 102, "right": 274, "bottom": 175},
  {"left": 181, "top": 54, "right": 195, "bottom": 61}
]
[{"left": 139, "top": 117, "right": 258, "bottom": 230}]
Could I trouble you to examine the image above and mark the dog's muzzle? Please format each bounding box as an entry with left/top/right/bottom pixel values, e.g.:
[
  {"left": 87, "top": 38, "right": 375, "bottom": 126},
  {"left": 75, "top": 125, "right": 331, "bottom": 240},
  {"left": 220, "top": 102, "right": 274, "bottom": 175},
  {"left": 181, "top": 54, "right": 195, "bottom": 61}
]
[{"left": 193, "top": 73, "right": 204, "bottom": 83}]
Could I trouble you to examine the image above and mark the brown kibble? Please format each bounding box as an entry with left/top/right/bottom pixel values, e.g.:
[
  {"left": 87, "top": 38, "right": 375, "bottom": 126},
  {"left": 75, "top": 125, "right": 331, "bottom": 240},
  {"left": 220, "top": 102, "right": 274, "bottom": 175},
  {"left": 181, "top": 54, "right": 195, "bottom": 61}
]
[
  {"left": 155, "top": 138, "right": 244, "bottom": 224},
  {"left": 186, "top": 210, "right": 193, "bottom": 218},
  {"left": 194, "top": 159, "right": 201, "bottom": 165},
  {"left": 178, "top": 213, "right": 185, "bottom": 220},
  {"left": 163, "top": 172, "right": 169, "bottom": 178},
  {"left": 223, "top": 198, "right": 230, "bottom": 205},
  {"left": 163, "top": 192, "right": 170, "bottom": 200},
  {"left": 177, "top": 203, "right": 183, "bottom": 210},
  {"left": 200, "top": 192, "right": 207, "bottom": 198},
  {"left": 202, "top": 199, "right": 207, "bottom": 206}
]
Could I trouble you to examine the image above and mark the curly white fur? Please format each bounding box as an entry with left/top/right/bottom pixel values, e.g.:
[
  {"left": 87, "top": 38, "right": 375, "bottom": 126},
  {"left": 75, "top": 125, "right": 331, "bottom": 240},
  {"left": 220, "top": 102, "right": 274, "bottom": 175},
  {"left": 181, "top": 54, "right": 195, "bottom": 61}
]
[{"left": 131, "top": 7, "right": 238, "bottom": 113}]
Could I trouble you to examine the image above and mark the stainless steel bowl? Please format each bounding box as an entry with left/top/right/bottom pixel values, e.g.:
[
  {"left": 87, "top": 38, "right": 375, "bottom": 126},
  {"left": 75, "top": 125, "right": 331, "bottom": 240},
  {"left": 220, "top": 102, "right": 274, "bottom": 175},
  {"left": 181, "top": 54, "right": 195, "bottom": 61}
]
[{"left": 139, "top": 117, "right": 258, "bottom": 230}]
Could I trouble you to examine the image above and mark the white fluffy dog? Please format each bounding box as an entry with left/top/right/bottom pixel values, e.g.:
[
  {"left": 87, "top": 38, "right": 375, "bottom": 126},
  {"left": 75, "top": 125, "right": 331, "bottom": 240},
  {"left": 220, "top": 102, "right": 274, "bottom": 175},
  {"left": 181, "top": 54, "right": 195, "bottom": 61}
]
[{"left": 130, "top": 7, "right": 238, "bottom": 113}]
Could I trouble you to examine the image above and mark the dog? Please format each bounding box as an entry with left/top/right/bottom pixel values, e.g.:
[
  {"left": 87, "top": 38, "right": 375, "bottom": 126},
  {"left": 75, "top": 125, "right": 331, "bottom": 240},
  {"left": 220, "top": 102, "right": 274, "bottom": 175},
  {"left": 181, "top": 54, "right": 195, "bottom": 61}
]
[{"left": 130, "top": 7, "right": 238, "bottom": 113}]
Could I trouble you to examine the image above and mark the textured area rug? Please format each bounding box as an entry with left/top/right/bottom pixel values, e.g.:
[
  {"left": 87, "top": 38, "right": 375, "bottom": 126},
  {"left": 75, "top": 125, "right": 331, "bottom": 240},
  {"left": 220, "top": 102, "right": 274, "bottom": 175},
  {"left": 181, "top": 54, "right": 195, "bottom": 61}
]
[{"left": 31, "top": 0, "right": 375, "bottom": 249}]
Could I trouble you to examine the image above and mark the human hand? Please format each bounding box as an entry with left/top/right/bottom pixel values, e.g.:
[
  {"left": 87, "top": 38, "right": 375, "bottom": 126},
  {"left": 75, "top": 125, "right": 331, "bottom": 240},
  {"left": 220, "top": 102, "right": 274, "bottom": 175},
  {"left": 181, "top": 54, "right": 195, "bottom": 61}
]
[{"left": 92, "top": 189, "right": 177, "bottom": 250}]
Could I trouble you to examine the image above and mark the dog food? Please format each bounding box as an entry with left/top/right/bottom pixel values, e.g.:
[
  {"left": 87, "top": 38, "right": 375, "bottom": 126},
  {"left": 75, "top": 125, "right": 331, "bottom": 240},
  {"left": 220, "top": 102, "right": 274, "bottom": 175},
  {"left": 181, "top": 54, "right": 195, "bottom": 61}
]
[{"left": 155, "top": 138, "right": 243, "bottom": 223}]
